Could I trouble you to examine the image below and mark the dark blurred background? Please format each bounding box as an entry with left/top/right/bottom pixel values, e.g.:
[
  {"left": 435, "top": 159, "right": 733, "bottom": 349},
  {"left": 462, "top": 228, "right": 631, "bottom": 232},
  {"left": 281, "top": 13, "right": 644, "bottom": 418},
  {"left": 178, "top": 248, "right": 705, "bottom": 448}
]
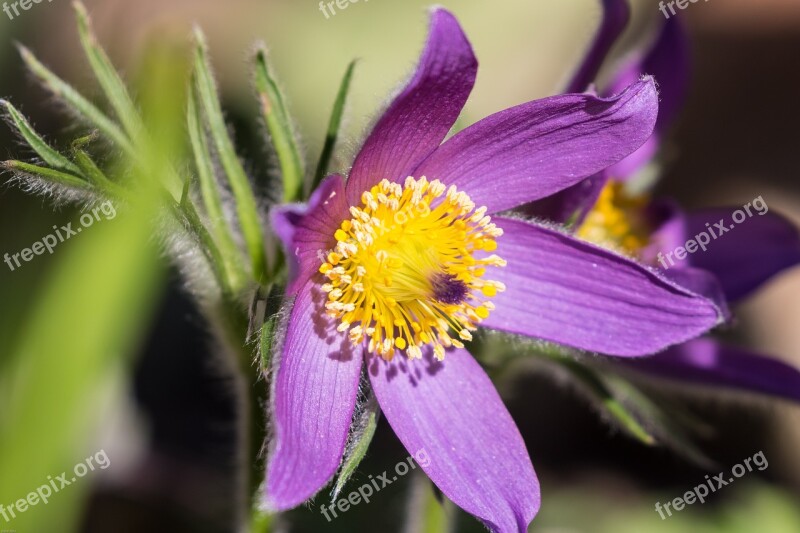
[{"left": 1, "top": 1, "right": 800, "bottom": 531}]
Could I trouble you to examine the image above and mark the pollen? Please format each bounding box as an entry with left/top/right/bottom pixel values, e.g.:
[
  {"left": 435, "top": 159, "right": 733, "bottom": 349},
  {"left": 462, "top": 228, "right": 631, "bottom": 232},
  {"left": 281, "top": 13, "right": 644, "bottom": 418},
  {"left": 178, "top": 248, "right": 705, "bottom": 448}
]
[
  {"left": 318, "top": 176, "right": 505, "bottom": 361},
  {"left": 576, "top": 181, "right": 650, "bottom": 256}
]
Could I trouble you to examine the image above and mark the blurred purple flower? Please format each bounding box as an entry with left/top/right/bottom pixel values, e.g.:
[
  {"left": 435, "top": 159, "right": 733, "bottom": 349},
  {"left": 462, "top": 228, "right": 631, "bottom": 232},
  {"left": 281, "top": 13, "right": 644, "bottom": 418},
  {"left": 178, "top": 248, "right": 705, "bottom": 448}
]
[
  {"left": 264, "top": 8, "right": 725, "bottom": 532},
  {"left": 552, "top": 8, "right": 800, "bottom": 404},
  {"left": 566, "top": 0, "right": 631, "bottom": 94}
]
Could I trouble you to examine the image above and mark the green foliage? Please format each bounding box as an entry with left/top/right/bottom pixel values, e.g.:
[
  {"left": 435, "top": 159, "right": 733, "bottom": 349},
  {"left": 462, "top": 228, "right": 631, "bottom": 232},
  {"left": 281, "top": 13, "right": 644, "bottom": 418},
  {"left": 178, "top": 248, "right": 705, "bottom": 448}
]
[
  {"left": 254, "top": 47, "right": 305, "bottom": 202},
  {"left": 1, "top": 159, "right": 89, "bottom": 191},
  {"left": 259, "top": 311, "right": 279, "bottom": 374},
  {"left": 0, "top": 99, "right": 80, "bottom": 173},
  {"left": 187, "top": 88, "right": 248, "bottom": 292},
  {"left": 312, "top": 60, "right": 356, "bottom": 191},
  {"left": 193, "top": 29, "right": 269, "bottom": 284},
  {"left": 483, "top": 335, "right": 717, "bottom": 468},
  {"left": 1, "top": 2, "right": 297, "bottom": 300},
  {"left": 545, "top": 352, "right": 657, "bottom": 446},
  {"left": 17, "top": 44, "right": 135, "bottom": 157},
  {"left": 535, "top": 484, "right": 800, "bottom": 533},
  {"left": 74, "top": 1, "right": 143, "bottom": 142},
  {"left": 0, "top": 2, "right": 305, "bottom": 530},
  {"left": 419, "top": 480, "right": 450, "bottom": 533},
  {"left": 0, "top": 146, "right": 165, "bottom": 533},
  {"left": 332, "top": 392, "right": 380, "bottom": 501}
]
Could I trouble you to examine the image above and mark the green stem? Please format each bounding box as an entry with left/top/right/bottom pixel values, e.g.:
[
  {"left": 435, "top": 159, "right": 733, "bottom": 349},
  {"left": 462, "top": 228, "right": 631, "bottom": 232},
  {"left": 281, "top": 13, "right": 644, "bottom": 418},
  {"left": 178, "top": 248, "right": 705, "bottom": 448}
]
[{"left": 213, "top": 291, "right": 271, "bottom": 530}]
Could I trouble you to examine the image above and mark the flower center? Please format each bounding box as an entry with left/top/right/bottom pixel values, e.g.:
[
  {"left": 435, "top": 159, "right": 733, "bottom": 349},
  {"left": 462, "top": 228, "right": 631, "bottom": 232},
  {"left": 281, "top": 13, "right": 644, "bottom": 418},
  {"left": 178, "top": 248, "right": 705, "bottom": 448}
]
[
  {"left": 576, "top": 181, "right": 650, "bottom": 256},
  {"left": 319, "top": 176, "right": 505, "bottom": 361}
]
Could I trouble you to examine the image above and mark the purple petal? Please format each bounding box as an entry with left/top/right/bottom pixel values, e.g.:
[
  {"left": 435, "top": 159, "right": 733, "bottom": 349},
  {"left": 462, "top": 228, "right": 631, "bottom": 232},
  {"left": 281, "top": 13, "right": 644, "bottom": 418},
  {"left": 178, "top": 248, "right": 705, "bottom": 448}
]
[
  {"left": 566, "top": 0, "right": 631, "bottom": 93},
  {"left": 368, "top": 348, "right": 539, "bottom": 532},
  {"left": 264, "top": 282, "right": 363, "bottom": 510},
  {"left": 624, "top": 339, "right": 800, "bottom": 404},
  {"left": 271, "top": 175, "right": 349, "bottom": 295},
  {"left": 659, "top": 266, "right": 731, "bottom": 322},
  {"left": 652, "top": 206, "right": 800, "bottom": 302},
  {"left": 482, "top": 217, "right": 725, "bottom": 356},
  {"left": 643, "top": 198, "right": 687, "bottom": 261},
  {"left": 346, "top": 8, "right": 477, "bottom": 205},
  {"left": 606, "top": 135, "right": 659, "bottom": 182},
  {"left": 606, "top": 18, "right": 690, "bottom": 178},
  {"left": 526, "top": 3, "right": 650, "bottom": 221},
  {"left": 523, "top": 172, "right": 609, "bottom": 225},
  {"left": 606, "top": 18, "right": 688, "bottom": 131},
  {"left": 413, "top": 79, "right": 658, "bottom": 214},
  {"left": 685, "top": 208, "right": 800, "bottom": 301}
]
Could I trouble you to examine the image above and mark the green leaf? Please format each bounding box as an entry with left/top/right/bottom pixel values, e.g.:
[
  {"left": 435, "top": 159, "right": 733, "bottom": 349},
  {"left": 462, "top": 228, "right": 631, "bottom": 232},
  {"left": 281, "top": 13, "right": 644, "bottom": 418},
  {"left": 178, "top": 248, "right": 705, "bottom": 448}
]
[
  {"left": 18, "top": 45, "right": 134, "bottom": 156},
  {"left": 312, "top": 60, "right": 356, "bottom": 192},
  {"left": 133, "top": 40, "right": 191, "bottom": 199},
  {"left": 332, "top": 392, "right": 380, "bottom": 500},
  {"left": 402, "top": 473, "right": 452, "bottom": 533},
  {"left": 0, "top": 99, "right": 80, "bottom": 173},
  {"left": 131, "top": 40, "right": 231, "bottom": 286},
  {"left": 250, "top": 510, "right": 273, "bottom": 533},
  {"left": 0, "top": 181, "right": 164, "bottom": 532},
  {"left": 549, "top": 354, "right": 657, "bottom": 446},
  {"left": 70, "top": 130, "right": 99, "bottom": 151},
  {"left": 170, "top": 195, "right": 235, "bottom": 297},
  {"left": 187, "top": 87, "right": 246, "bottom": 292},
  {"left": 73, "top": 1, "right": 142, "bottom": 141},
  {"left": 193, "top": 29, "right": 268, "bottom": 284},
  {"left": 259, "top": 313, "right": 278, "bottom": 374},
  {"left": 421, "top": 482, "right": 449, "bottom": 533},
  {"left": 254, "top": 47, "right": 304, "bottom": 202},
  {"left": 72, "top": 149, "right": 126, "bottom": 197},
  {"left": 603, "top": 375, "right": 717, "bottom": 470},
  {"left": 2, "top": 160, "right": 90, "bottom": 191},
  {"left": 180, "top": 172, "right": 193, "bottom": 207}
]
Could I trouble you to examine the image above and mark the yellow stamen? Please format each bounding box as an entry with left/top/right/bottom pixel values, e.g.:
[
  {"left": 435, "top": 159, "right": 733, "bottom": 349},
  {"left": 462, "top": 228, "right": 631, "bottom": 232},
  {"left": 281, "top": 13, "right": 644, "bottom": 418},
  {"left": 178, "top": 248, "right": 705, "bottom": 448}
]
[
  {"left": 321, "top": 176, "right": 505, "bottom": 360},
  {"left": 576, "top": 181, "right": 650, "bottom": 256}
]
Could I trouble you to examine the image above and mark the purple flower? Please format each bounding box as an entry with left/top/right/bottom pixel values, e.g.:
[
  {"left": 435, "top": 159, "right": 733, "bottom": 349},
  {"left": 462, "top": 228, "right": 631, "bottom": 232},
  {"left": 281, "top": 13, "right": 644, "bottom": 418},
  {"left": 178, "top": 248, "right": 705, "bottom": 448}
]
[
  {"left": 266, "top": 9, "right": 724, "bottom": 531},
  {"left": 566, "top": 0, "right": 631, "bottom": 94},
  {"left": 554, "top": 7, "right": 800, "bottom": 405}
]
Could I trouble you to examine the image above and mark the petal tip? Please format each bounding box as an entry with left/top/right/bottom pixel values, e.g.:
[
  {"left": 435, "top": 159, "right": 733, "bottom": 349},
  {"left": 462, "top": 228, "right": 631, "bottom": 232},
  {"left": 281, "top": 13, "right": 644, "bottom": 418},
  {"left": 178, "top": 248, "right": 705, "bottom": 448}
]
[
  {"left": 427, "top": 4, "right": 456, "bottom": 20},
  {"left": 626, "top": 75, "right": 659, "bottom": 103}
]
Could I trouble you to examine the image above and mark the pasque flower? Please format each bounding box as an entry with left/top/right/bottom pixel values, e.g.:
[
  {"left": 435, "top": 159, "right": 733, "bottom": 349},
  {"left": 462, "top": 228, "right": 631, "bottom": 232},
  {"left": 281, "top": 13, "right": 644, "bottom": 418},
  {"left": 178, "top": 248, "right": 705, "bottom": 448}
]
[
  {"left": 545, "top": 3, "right": 800, "bottom": 403},
  {"left": 266, "top": 8, "right": 725, "bottom": 531}
]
